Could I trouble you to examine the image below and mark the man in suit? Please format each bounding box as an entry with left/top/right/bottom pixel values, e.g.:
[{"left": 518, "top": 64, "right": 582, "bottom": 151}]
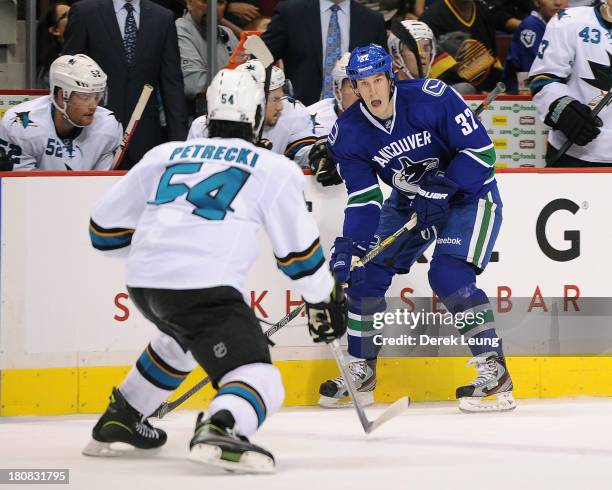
[
  {"left": 262, "top": 0, "right": 387, "bottom": 106},
  {"left": 63, "top": 0, "right": 189, "bottom": 169}
]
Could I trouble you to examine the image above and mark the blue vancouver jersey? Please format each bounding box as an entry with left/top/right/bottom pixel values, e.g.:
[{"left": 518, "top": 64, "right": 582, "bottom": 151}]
[
  {"left": 503, "top": 12, "right": 546, "bottom": 93},
  {"left": 328, "top": 79, "right": 497, "bottom": 244}
]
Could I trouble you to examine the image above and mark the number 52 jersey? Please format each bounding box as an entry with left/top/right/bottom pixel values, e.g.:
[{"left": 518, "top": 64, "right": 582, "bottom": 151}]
[{"left": 89, "top": 138, "right": 333, "bottom": 304}]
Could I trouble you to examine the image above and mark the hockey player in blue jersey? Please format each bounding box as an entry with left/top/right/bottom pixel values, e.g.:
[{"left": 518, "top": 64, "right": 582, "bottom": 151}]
[
  {"left": 503, "top": 0, "right": 567, "bottom": 94},
  {"left": 319, "top": 44, "right": 516, "bottom": 413}
]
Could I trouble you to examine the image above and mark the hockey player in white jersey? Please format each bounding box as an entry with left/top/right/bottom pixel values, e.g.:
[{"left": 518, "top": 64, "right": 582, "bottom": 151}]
[
  {"left": 0, "top": 54, "right": 122, "bottom": 171},
  {"left": 529, "top": 1, "right": 612, "bottom": 166},
  {"left": 84, "top": 68, "right": 347, "bottom": 473},
  {"left": 387, "top": 20, "right": 436, "bottom": 80},
  {"left": 306, "top": 53, "right": 356, "bottom": 186},
  {"left": 188, "top": 60, "right": 318, "bottom": 169}
]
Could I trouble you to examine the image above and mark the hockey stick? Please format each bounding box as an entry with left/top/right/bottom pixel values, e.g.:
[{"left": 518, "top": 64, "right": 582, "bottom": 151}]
[
  {"left": 547, "top": 90, "right": 612, "bottom": 165},
  {"left": 112, "top": 84, "right": 154, "bottom": 170},
  {"left": 473, "top": 82, "right": 505, "bottom": 117},
  {"left": 243, "top": 35, "right": 274, "bottom": 145},
  {"left": 151, "top": 213, "right": 418, "bottom": 419},
  {"left": 328, "top": 339, "right": 410, "bottom": 434}
]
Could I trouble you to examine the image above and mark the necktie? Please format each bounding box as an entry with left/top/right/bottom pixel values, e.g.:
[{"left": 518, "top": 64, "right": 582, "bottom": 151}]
[
  {"left": 322, "top": 4, "right": 341, "bottom": 99},
  {"left": 123, "top": 2, "right": 137, "bottom": 65}
]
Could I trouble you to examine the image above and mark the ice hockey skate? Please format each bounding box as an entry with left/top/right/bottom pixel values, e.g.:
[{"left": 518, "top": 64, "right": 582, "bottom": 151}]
[
  {"left": 82, "top": 387, "right": 167, "bottom": 457},
  {"left": 319, "top": 358, "right": 376, "bottom": 408},
  {"left": 189, "top": 410, "right": 275, "bottom": 474},
  {"left": 456, "top": 352, "right": 516, "bottom": 413}
]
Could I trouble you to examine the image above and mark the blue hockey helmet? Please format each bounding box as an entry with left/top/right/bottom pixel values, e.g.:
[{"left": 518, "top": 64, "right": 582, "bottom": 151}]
[{"left": 346, "top": 44, "right": 394, "bottom": 87}]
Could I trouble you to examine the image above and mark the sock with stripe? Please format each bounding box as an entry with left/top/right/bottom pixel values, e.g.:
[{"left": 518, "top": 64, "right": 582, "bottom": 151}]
[
  {"left": 207, "top": 362, "right": 284, "bottom": 437},
  {"left": 120, "top": 333, "right": 197, "bottom": 417}
]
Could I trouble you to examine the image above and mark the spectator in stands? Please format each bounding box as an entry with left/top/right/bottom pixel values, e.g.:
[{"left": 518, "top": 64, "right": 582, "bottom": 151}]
[
  {"left": 485, "top": 0, "right": 533, "bottom": 32},
  {"left": 244, "top": 15, "right": 271, "bottom": 31},
  {"left": 225, "top": 0, "right": 260, "bottom": 28},
  {"left": 374, "top": 0, "right": 426, "bottom": 22},
  {"left": 503, "top": 0, "right": 567, "bottom": 94},
  {"left": 63, "top": 0, "right": 189, "bottom": 169},
  {"left": 420, "top": 0, "right": 507, "bottom": 92},
  {"left": 262, "top": 0, "right": 387, "bottom": 106},
  {"left": 36, "top": 1, "right": 71, "bottom": 89},
  {"left": 176, "top": 0, "right": 238, "bottom": 113},
  {"left": 0, "top": 55, "right": 122, "bottom": 171}
]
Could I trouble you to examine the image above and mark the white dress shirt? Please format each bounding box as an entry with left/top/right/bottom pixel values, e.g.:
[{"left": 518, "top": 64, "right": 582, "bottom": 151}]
[
  {"left": 113, "top": 0, "right": 141, "bottom": 39},
  {"left": 320, "top": 0, "right": 350, "bottom": 68}
]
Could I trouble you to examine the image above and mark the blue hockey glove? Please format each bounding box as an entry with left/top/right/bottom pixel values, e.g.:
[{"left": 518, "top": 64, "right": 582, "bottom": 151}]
[
  {"left": 330, "top": 237, "right": 367, "bottom": 286},
  {"left": 411, "top": 175, "right": 459, "bottom": 231}
]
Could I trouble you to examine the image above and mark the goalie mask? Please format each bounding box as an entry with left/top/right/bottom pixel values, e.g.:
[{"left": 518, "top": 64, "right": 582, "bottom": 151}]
[
  {"left": 207, "top": 68, "right": 266, "bottom": 135},
  {"left": 387, "top": 20, "right": 435, "bottom": 79},
  {"left": 49, "top": 54, "right": 108, "bottom": 128}
]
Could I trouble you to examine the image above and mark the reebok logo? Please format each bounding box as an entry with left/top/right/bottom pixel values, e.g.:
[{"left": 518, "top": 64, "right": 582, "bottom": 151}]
[
  {"left": 437, "top": 237, "right": 462, "bottom": 245},
  {"left": 418, "top": 189, "right": 448, "bottom": 200}
]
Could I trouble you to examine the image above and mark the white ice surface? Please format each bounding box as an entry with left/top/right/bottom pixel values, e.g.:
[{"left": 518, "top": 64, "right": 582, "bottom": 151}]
[{"left": 1, "top": 399, "right": 611, "bottom": 490}]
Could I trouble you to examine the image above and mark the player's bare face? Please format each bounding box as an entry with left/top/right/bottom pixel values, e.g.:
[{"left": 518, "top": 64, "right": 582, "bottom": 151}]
[
  {"left": 340, "top": 79, "right": 359, "bottom": 111},
  {"left": 65, "top": 91, "right": 102, "bottom": 126},
  {"left": 400, "top": 40, "right": 433, "bottom": 79},
  {"left": 265, "top": 87, "right": 284, "bottom": 126},
  {"left": 355, "top": 73, "right": 393, "bottom": 119},
  {"left": 536, "top": 0, "right": 567, "bottom": 22}
]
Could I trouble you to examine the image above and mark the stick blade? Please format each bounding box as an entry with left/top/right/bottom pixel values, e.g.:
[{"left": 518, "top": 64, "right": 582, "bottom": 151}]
[
  {"left": 366, "top": 396, "right": 410, "bottom": 434},
  {"left": 244, "top": 35, "right": 274, "bottom": 67}
]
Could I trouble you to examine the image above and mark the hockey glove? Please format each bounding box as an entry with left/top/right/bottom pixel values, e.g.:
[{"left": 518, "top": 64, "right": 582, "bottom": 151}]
[
  {"left": 306, "top": 275, "right": 348, "bottom": 343},
  {"left": 308, "top": 139, "right": 343, "bottom": 187},
  {"left": 0, "top": 147, "right": 13, "bottom": 171},
  {"left": 330, "top": 237, "right": 367, "bottom": 286},
  {"left": 410, "top": 174, "right": 459, "bottom": 232},
  {"left": 545, "top": 96, "right": 603, "bottom": 146},
  {"left": 255, "top": 138, "right": 273, "bottom": 150}
]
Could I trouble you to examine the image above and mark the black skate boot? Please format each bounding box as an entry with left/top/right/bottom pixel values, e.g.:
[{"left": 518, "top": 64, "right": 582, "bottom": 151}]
[
  {"left": 456, "top": 352, "right": 516, "bottom": 413},
  {"left": 189, "top": 410, "right": 275, "bottom": 473},
  {"left": 318, "top": 358, "right": 377, "bottom": 408},
  {"left": 82, "top": 387, "right": 167, "bottom": 456}
]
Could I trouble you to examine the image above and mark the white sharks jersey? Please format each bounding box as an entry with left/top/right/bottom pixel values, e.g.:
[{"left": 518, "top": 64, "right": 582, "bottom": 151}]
[
  {"left": 0, "top": 96, "right": 123, "bottom": 171},
  {"left": 188, "top": 98, "right": 318, "bottom": 168},
  {"left": 529, "top": 6, "right": 612, "bottom": 163},
  {"left": 307, "top": 97, "right": 339, "bottom": 138},
  {"left": 90, "top": 137, "right": 333, "bottom": 303}
]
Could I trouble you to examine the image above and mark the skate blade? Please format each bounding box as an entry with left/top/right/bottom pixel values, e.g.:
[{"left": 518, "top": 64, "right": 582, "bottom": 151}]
[
  {"left": 458, "top": 392, "right": 517, "bottom": 413},
  {"left": 189, "top": 444, "right": 275, "bottom": 474},
  {"left": 82, "top": 439, "right": 163, "bottom": 458},
  {"left": 318, "top": 391, "right": 374, "bottom": 409}
]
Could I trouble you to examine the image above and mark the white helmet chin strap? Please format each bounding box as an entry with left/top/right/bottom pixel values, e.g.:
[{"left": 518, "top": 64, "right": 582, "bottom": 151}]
[{"left": 52, "top": 93, "right": 86, "bottom": 129}]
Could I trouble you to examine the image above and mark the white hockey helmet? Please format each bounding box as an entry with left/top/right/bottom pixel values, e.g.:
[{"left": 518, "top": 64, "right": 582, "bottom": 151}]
[
  {"left": 236, "top": 59, "right": 286, "bottom": 92},
  {"left": 387, "top": 20, "right": 436, "bottom": 79},
  {"left": 332, "top": 52, "right": 351, "bottom": 107},
  {"left": 207, "top": 68, "right": 265, "bottom": 134},
  {"left": 49, "top": 54, "right": 108, "bottom": 127}
]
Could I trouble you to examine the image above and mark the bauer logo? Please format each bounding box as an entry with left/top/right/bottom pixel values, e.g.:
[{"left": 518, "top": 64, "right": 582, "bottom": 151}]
[
  {"left": 492, "top": 115, "right": 507, "bottom": 126},
  {"left": 213, "top": 342, "right": 228, "bottom": 358},
  {"left": 519, "top": 139, "right": 536, "bottom": 149},
  {"left": 493, "top": 138, "right": 508, "bottom": 150},
  {"left": 520, "top": 116, "right": 536, "bottom": 125},
  {"left": 536, "top": 199, "right": 580, "bottom": 261}
]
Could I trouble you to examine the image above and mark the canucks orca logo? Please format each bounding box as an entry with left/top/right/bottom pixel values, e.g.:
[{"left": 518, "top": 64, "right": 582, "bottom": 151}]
[
  {"left": 10, "top": 111, "right": 38, "bottom": 128},
  {"left": 392, "top": 155, "right": 439, "bottom": 194}
]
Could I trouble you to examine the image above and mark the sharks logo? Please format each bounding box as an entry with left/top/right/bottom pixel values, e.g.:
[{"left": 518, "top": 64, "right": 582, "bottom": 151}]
[
  {"left": 392, "top": 155, "right": 439, "bottom": 194},
  {"left": 581, "top": 52, "right": 612, "bottom": 93},
  {"left": 10, "top": 111, "right": 38, "bottom": 129}
]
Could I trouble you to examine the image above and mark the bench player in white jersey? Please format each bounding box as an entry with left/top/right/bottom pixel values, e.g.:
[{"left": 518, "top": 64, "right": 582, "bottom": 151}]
[
  {"left": 84, "top": 68, "right": 347, "bottom": 473},
  {"left": 387, "top": 20, "right": 436, "bottom": 81},
  {"left": 188, "top": 60, "right": 318, "bottom": 169},
  {"left": 529, "top": 1, "right": 612, "bottom": 166},
  {"left": 306, "top": 53, "right": 357, "bottom": 186},
  {"left": 0, "top": 54, "right": 122, "bottom": 171}
]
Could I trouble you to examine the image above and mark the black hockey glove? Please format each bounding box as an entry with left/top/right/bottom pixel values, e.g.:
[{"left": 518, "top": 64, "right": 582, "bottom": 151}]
[
  {"left": 0, "top": 147, "right": 13, "bottom": 171},
  {"left": 255, "top": 138, "right": 273, "bottom": 150},
  {"left": 545, "top": 96, "right": 603, "bottom": 146},
  {"left": 410, "top": 174, "right": 459, "bottom": 232},
  {"left": 308, "top": 139, "right": 343, "bottom": 187},
  {"left": 305, "top": 275, "right": 348, "bottom": 343}
]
